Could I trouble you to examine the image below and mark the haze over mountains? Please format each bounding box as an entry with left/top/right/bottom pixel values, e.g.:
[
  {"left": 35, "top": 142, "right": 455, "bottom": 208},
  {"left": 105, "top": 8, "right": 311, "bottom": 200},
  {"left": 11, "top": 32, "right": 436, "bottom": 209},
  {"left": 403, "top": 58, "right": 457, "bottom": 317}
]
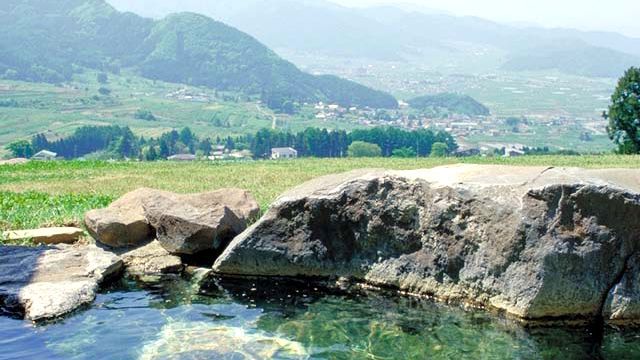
[
  {"left": 0, "top": 0, "right": 397, "bottom": 110},
  {"left": 108, "top": 0, "right": 640, "bottom": 78}
]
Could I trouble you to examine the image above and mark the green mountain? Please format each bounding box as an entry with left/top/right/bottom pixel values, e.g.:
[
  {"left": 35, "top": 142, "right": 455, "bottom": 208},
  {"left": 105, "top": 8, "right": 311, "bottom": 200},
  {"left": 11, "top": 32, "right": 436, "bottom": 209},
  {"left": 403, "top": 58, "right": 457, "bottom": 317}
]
[
  {"left": 0, "top": 0, "right": 397, "bottom": 109},
  {"left": 408, "top": 93, "right": 490, "bottom": 116}
]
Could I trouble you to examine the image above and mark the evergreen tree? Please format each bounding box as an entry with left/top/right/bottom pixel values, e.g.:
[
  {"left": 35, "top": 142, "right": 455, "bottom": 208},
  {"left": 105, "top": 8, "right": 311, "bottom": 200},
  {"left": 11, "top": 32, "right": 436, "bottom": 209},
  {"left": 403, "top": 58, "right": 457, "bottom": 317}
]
[
  {"left": 199, "top": 138, "right": 213, "bottom": 156},
  {"left": 144, "top": 146, "right": 158, "bottom": 161}
]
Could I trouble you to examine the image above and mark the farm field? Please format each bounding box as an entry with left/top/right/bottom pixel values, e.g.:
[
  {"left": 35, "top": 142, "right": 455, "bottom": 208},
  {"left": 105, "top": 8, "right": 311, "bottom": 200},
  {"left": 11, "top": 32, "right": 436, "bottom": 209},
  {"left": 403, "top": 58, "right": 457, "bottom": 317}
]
[
  {"left": 1, "top": 155, "right": 639, "bottom": 236},
  {"left": 0, "top": 71, "right": 361, "bottom": 154},
  {"left": 0, "top": 67, "right": 618, "bottom": 159}
]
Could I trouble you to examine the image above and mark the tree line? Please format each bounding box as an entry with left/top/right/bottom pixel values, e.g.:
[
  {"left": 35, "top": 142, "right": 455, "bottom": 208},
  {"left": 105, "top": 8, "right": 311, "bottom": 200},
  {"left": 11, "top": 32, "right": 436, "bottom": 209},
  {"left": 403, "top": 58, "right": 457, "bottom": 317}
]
[{"left": 9, "top": 125, "right": 458, "bottom": 160}]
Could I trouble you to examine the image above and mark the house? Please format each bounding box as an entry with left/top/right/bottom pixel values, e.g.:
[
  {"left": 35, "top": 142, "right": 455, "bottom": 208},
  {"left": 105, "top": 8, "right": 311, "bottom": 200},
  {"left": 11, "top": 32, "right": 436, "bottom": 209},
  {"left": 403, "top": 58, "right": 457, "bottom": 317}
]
[
  {"left": 167, "top": 154, "right": 196, "bottom": 161},
  {"left": 271, "top": 147, "right": 298, "bottom": 160},
  {"left": 504, "top": 147, "right": 525, "bottom": 157},
  {"left": 454, "top": 148, "right": 481, "bottom": 157},
  {"left": 32, "top": 150, "right": 57, "bottom": 161}
]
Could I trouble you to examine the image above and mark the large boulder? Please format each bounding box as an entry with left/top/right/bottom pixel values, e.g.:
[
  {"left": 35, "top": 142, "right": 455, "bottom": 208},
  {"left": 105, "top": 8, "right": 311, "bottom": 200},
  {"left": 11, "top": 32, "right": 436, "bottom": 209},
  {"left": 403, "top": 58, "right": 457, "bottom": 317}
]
[
  {"left": 0, "top": 244, "right": 123, "bottom": 321},
  {"left": 143, "top": 190, "right": 250, "bottom": 255},
  {"left": 85, "top": 188, "right": 156, "bottom": 248},
  {"left": 213, "top": 165, "right": 640, "bottom": 324},
  {"left": 85, "top": 188, "right": 259, "bottom": 252}
]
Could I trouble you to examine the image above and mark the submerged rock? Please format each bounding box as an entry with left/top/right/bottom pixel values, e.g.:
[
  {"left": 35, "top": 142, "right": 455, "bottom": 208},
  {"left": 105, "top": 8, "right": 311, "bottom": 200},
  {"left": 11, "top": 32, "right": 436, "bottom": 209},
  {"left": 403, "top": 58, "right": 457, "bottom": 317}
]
[
  {"left": 0, "top": 244, "right": 122, "bottom": 321},
  {"left": 140, "top": 321, "right": 308, "bottom": 360},
  {"left": 119, "top": 240, "right": 183, "bottom": 277},
  {"left": 213, "top": 164, "right": 640, "bottom": 324}
]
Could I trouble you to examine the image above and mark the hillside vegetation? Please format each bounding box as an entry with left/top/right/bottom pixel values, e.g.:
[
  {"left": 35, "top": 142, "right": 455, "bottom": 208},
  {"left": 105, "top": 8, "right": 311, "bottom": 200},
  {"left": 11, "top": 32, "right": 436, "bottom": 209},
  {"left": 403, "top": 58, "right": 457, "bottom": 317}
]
[
  {"left": 0, "top": 0, "right": 397, "bottom": 109},
  {"left": 408, "top": 93, "right": 490, "bottom": 116}
]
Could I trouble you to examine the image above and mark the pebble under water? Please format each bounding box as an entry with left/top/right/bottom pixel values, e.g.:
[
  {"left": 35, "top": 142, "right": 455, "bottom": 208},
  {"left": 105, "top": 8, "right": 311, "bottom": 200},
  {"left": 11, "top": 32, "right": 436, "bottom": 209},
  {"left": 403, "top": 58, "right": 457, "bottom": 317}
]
[{"left": 1, "top": 276, "right": 640, "bottom": 360}]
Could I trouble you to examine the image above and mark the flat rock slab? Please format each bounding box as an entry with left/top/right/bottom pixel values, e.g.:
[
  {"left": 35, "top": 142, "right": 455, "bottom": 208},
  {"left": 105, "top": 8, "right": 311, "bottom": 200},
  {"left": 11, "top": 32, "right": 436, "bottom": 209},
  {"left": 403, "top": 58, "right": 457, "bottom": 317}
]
[
  {"left": 214, "top": 164, "right": 640, "bottom": 324},
  {"left": 2, "top": 227, "right": 84, "bottom": 245},
  {"left": 0, "top": 245, "right": 123, "bottom": 321},
  {"left": 119, "top": 241, "right": 183, "bottom": 277}
]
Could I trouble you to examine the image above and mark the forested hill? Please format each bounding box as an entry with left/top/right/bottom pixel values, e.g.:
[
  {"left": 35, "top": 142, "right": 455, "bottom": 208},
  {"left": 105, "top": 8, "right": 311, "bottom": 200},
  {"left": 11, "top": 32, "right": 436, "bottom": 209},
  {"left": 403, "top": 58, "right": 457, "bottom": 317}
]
[
  {"left": 0, "top": 0, "right": 398, "bottom": 109},
  {"left": 408, "top": 93, "right": 490, "bottom": 116}
]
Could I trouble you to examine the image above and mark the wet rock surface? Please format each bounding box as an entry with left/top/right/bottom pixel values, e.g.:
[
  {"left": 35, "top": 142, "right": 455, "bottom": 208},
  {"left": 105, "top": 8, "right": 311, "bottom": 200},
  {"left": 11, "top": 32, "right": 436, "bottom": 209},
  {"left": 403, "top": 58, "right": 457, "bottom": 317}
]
[
  {"left": 0, "top": 245, "right": 123, "bottom": 321},
  {"left": 214, "top": 164, "right": 640, "bottom": 324}
]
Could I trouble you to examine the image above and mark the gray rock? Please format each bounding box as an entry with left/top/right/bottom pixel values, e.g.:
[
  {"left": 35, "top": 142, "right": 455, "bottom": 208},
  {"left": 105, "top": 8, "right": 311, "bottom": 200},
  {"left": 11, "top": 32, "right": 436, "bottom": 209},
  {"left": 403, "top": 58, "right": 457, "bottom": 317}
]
[
  {"left": 0, "top": 244, "right": 123, "bottom": 321},
  {"left": 85, "top": 188, "right": 259, "bottom": 253},
  {"left": 85, "top": 188, "right": 156, "bottom": 248},
  {"left": 119, "top": 240, "right": 183, "bottom": 277},
  {"left": 214, "top": 165, "right": 640, "bottom": 324},
  {"left": 143, "top": 190, "right": 253, "bottom": 255},
  {"left": 603, "top": 252, "right": 640, "bottom": 324}
]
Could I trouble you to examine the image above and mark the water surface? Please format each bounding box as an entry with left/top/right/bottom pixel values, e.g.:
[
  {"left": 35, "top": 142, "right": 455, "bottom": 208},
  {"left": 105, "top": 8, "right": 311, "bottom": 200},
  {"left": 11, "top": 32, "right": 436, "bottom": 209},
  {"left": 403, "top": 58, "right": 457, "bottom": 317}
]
[{"left": 1, "top": 276, "right": 639, "bottom": 359}]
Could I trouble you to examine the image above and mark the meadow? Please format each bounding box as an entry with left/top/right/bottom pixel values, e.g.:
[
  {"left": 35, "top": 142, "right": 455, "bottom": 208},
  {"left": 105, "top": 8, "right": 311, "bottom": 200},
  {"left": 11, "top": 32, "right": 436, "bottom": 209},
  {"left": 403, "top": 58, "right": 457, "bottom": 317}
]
[{"left": 1, "top": 155, "right": 639, "bottom": 237}]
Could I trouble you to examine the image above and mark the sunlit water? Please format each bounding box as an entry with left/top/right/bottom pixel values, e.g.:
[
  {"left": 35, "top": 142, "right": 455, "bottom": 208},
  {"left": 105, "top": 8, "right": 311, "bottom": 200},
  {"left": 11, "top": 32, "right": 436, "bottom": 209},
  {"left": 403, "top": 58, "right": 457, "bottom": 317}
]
[{"left": 1, "top": 276, "right": 640, "bottom": 360}]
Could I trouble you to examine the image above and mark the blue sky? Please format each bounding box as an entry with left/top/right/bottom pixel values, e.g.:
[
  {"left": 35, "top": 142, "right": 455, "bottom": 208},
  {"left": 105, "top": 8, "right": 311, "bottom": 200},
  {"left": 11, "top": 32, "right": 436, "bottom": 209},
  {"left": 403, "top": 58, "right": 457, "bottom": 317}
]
[{"left": 333, "top": 0, "right": 640, "bottom": 37}]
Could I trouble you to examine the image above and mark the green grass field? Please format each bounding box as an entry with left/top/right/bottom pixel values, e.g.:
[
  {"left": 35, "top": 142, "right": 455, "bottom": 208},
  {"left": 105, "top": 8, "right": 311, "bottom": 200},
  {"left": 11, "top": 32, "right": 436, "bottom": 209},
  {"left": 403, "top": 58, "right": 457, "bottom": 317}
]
[{"left": 1, "top": 156, "right": 639, "bottom": 237}]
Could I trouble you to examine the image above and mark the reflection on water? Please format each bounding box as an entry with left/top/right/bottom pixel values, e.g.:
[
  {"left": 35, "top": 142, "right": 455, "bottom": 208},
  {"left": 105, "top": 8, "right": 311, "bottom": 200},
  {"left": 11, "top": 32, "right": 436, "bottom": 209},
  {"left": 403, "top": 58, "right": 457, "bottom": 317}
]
[{"left": 1, "top": 276, "right": 639, "bottom": 360}]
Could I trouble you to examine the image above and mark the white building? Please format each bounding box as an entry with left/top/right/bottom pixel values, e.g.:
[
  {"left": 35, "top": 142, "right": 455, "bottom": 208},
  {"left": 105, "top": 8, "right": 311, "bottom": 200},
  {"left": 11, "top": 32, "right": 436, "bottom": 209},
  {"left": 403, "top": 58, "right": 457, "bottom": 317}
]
[
  {"left": 32, "top": 150, "right": 57, "bottom": 161},
  {"left": 271, "top": 147, "right": 298, "bottom": 160},
  {"left": 504, "top": 147, "right": 525, "bottom": 157},
  {"left": 167, "top": 154, "right": 196, "bottom": 161}
]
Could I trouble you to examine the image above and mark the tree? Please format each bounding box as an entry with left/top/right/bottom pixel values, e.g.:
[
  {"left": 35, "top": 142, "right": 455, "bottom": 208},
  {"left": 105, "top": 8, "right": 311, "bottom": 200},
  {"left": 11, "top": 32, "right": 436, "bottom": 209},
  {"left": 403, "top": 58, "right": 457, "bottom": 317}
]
[
  {"left": 199, "top": 138, "right": 213, "bottom": 156},
  {"left": 348, "top": 141, "right": 382, "bottom": 158},
  {"left": 98, "top": 87, "right": 111, "bottom": 96},
  {"left": 143, "top": 146, "right": 158, "bottom": 161},
  {"left": 605, "top": 67, "right": 640, "bottom": 154},
  {"left": 430, "top": 142, "right": 449, "bottom": 157},
  {"left": 392, "top": 147, "right": 417, "bottom": 158},
  {"left": 5, "top": 140, "right": 33, "bottom": 158},
  {"left": 179, "top": 127, "right": 197, "bottom": 153},
  {"left": 134, "top": 109, "right": 156, "bottom": 121}
]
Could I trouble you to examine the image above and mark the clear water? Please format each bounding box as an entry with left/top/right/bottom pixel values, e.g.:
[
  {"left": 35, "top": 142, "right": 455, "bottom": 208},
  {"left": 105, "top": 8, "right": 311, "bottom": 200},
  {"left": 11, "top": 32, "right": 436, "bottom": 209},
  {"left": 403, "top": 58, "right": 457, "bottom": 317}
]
[{"left": 1, "top": 276, "right": 640, "bottom": 360}]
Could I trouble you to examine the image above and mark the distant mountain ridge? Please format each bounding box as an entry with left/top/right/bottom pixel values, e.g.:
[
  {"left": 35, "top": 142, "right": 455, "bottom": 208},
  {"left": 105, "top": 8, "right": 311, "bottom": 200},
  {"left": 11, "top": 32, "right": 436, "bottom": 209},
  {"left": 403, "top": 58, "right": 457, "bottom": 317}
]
[
  {"left": 107, "top": 0, "right": 640, "bottom": 78},
  {"left": 0, "top": 0, "right": 398, "bottom": 109}
]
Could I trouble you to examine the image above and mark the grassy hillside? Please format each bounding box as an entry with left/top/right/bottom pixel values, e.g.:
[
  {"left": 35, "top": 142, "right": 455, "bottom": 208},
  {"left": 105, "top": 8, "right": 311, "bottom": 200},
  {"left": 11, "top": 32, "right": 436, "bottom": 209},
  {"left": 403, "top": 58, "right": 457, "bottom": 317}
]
[
  {"left": 0, "top": 69, "right": 617, "bottom": 156},
  {"left": 0, "top": 0, "right": 397, "bottom": 109},
  {"left": 1, "top": 155, "right": 639, "bottom": 234},
  {"left": 0, "top": 71, "right": 366, "bottom": 152}
]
